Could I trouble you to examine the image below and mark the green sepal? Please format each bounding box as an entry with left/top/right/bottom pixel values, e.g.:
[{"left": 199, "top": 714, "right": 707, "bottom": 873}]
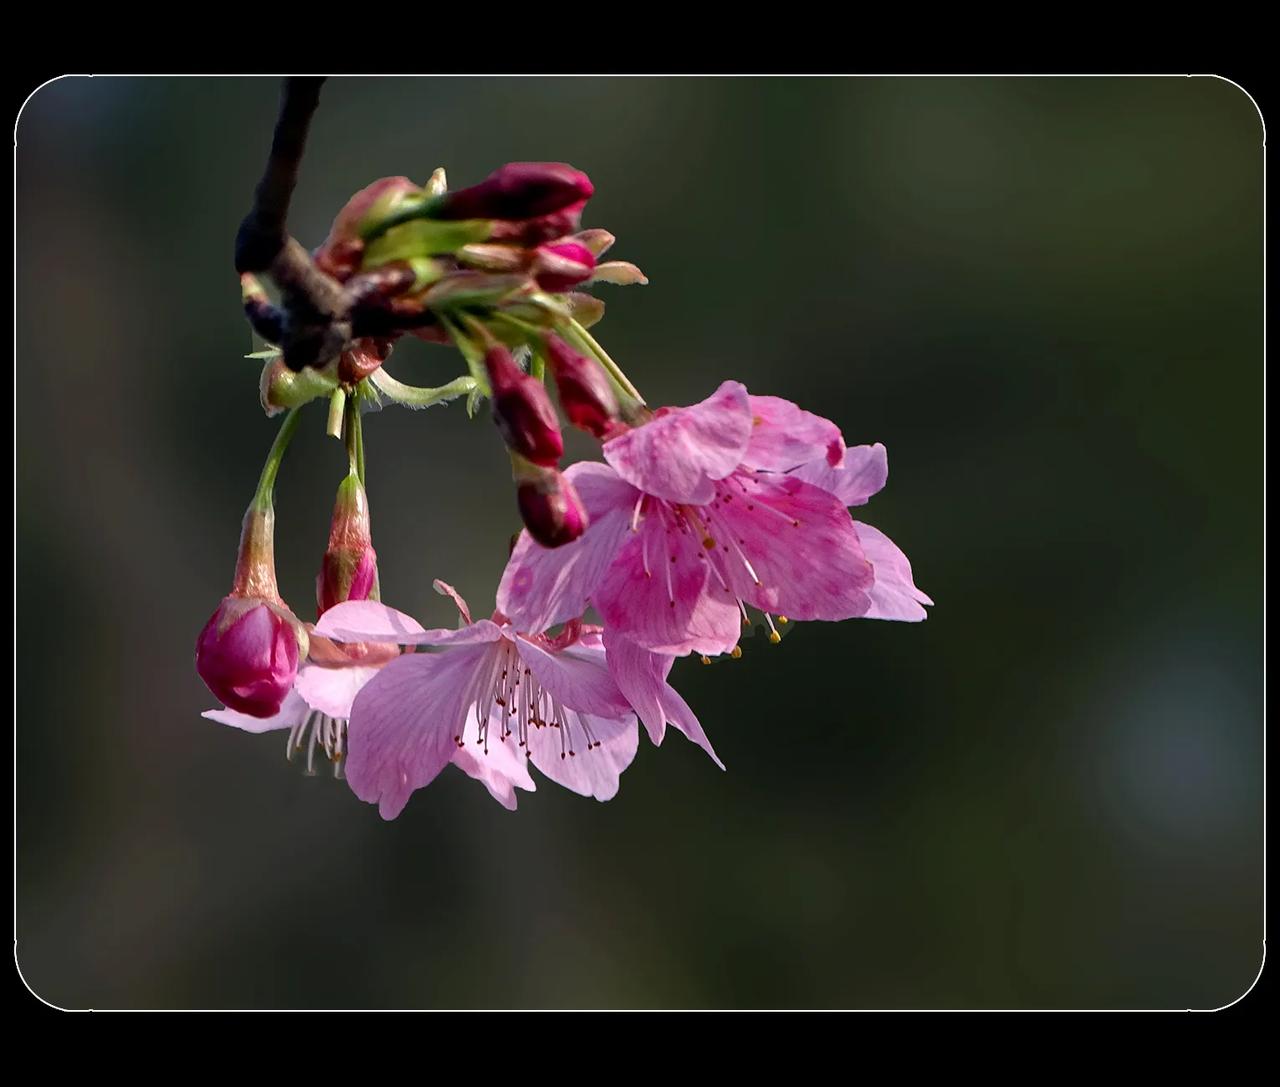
[{"left": 361, "top": 218, "right": 491, "bottom": 268}]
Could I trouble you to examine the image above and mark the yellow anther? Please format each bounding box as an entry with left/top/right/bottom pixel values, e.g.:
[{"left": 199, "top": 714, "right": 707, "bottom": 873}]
[
  {"left": 769, "top": 630, "right": 781, "bottom": 644},
  {"left": 700, "top": 655, "right": 711, "bottom": 665},
  {"left": 777, "top": 616, "right": 789, "bottom": 625},
  {"left": 730, "top": 646, "right": 743, "bottom": 659}
]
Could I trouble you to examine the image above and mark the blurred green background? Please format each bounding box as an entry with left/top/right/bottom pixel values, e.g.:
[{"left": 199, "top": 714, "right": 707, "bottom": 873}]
[{"left": 16, "top": 76, "right": 1262, "bottom": 1009}]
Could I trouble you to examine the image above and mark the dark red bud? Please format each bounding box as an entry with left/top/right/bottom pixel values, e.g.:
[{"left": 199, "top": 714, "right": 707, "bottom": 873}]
[
  {"left": 533, "top": 241, "right": 596, "bottom": 292},
  {"left": 517, "top": 468, "right": 588, "bottom": 548},
  {"left": 543, "top": 334, "right": 620, "bottom": 439},
  {"left": 487, "top": 200, "right": 587, "bottom": 246},
  {"left": 314, "top": 176, "right": 419, "bottom": 281},
  {"left": 338, "top": 337, "right": 396, "bottom": 383},
  {"left": 485, "top": 346, "right": 563, "bottom": 466},
  {"left": 433, "top": 162, "right": 593, "bottom": 222}
]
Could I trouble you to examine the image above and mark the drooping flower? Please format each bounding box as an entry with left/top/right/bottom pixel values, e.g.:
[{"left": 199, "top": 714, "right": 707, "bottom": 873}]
[
  {"left": 485, "top": 344, "right": 564, "bottom": 467},
  {"left": 313, "top": 579, "right": 714, "bottom": 819},
  {"left": 543, "top": 333, "right": 621, "bottom": 439},
  {"left": 512, "top": 456, "right": 588, "bottom": 548},
  {"left": 196, "top": 504, "right": 308, "bottom": 718},
  {"left": 497, "top": 380, "right": 930, "bottom": 660}
]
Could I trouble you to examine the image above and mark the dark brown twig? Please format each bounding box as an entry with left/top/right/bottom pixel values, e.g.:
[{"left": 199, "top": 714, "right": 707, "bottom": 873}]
[
  {"left": 235, "top": 78, "right": 356, "bottom": 371},
  {"left": 235, "top": 77, "right": 325, "bottom": 274}
]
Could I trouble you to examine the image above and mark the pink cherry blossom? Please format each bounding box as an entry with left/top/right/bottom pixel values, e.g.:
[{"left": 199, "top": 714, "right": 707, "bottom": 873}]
[
  {"left": 313, "top": 582, "right": 684, "bottom": 819},
  {"left": 498, "top": 380, "right": 925, "bottom": 659}
]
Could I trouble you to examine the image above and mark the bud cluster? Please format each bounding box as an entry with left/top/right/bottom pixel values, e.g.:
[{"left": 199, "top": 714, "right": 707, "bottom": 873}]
[{"left": 205, "top": 160, "right": 649, "bottom": 715}]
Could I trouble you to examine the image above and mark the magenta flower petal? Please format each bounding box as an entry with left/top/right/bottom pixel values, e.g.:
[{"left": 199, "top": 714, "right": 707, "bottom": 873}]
[
  {"left": 498, "top": 462, "right": 637, "bottom": 634},
  {"left": 314, "top": 599, "right": 504, "bottom": 647},
  {"left": 853, "top": 521, "right": 933, "bottom": 621},
  {"left": 294, "top": 662, "right": 383, "bottom": 720},
  {"left": 603, "top": 631, "right": 723, "bottom": 768},
  {"left": 788, "top": 442, "right": 888, "bottom": 507},
  {"left": 594, "top": 511, "right": 741, "bottom": 656},
  {"left": 703, "top": 473, "right": 874, "bottom": 621},
  {"left": 603, "top": 380, "right": 752, "bottom": 504},
  {"left": 743, "top": 395, "right": 846, "bottom": 471},
  {"left": 452, "top": 732, "right": 536, "bottom": 811},
  {"left": 346, "top": 644, "right": 497, "bottom": 820},
  {"left": 514, "top": 635, "right": 633, "bottom": 719},
  {"left": 202, "top": 687, "right": 309, "bottom": 734},
  {"left": 525, "top": 711, "right": 638, "bottom": 801}
]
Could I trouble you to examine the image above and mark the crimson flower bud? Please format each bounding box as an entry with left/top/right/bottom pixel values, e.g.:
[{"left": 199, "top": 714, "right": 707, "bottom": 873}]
[
  {"left": 316, "top": 474, "right": 380, "bottom": 616},
  {"left": 543, "top": 334, "right": 620, "bottom": 438},
  {"left": 485, "top": 345, "right": 563, "bottom": 467},
  {"left": 533, "top": 241, "right": 596, "bottom": 292},
  {"left": 432, "top": 162, "right": 593, "bottom": 222},
  {"left": 314, "top": 176, "right": 420, "bottom": 281},
  {"left": 515, "top": 462, "right": 589, "bottom": 548},
  {"left": 337, "top": 337, "right": 396, "bottom": 384},
  {"left": 196, "top": 506, "right": 307, "bottom": 718},
  {"left": 487, "top": 200, "right": 587, "bottom": 246}
]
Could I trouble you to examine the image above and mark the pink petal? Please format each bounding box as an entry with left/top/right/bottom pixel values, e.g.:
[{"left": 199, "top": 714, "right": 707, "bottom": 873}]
[
  {"left": 345, "top": 643, "right": 498, "bottom": 820},
  {"left": 603, "top": 630, "right": 724, "bottom": 768},
  {"left": 202, "top": 687, "right": 308, "bottom": 734},
  {"left": 515, "top": 636, "right": 633, "bottom": 719},
  {"left": 314, "top": 599, "right": 503, "bottom": 647},
  {"left": 294, "top": 662, "right": 382, "bottom": 720},
  {"left": 703, "top": 472, "right": 874, "bottom": 621},
  {"left": 594, "top": 509, "right": 741, "bottom": 656},
  {"left": 788, "top": 442, "right": 888, "bottom": 507},
  {"left": 451, "top": 729, "right": 536, "bottom": 811},
  {"left": 743, "top": 395, "right": 846, "bottom": 471},
  {"left": 853, "top": 521, "right": 933, "bottom": 621},
  {"left": 525, "top": 711, "right": 638, "bottom": 801},
  {"left": 603, "top": 380, "right": 752, "bottom": 504},
  {"left": 497, "top": 462, "right": 637, "bottom": 634}
]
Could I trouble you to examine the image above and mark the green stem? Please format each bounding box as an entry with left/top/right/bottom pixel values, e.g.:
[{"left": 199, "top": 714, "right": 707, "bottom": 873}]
[
  {"left": 561, "top": 318, "right": 646, "bottom": 405},
  {"left": 440, "top": 314, "right": 492, "bottom": 396},
  {"left": 251, "top": 406, "right": 302, "bottom": 512},
  {"left": 352, "top": 391, "right": 366, "bottom": 486},
  {"left": 326, "top": 387, "right": 347, "bottom": 439},
  {"left": 368, "top": 367, "right": 477, "bottom": 409},
  {"left": 343, "top": 388, "right": 361, "bottom": 478}
]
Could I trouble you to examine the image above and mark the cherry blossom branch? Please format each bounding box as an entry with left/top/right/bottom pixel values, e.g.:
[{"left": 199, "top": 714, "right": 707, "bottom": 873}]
[{"left": 235, "top": 78, "right": 353, "bottom": 372}]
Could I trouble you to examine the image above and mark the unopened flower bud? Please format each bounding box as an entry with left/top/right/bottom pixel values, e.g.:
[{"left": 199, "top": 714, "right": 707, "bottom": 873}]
[
  {"left": 487, "top": 200, "right": 587, "bottom": 246},
  {"left": 533, "top": 241, "right": 596, "bottom": 292},
  {"left": 338, "top": 337, "right": 396, "bottom": 384},
  {"left": 513, "top": 459, "right": 588, "bottom": 548},
  {"left": 485, "top": 346, "right": 563, "bottom": 467},
  {"left": 314, "top": 176, "right": 421, "bottom": 280},
  {"left": 543, "top": 334, "right": 619, "bottom": 438},
  {"left": 196, "top": 506, "right": 308, "bottom": 717},
  {"left": 431, "top": 162, "right": 593, "bottom": 222},
  {"left": 317, "top": 473, "right": 380, "bottom": 616}
]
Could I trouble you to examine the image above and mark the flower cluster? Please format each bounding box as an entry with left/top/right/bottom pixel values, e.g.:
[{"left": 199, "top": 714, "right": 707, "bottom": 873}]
[{"left": 199, "top": 161, "right": 931, "bottom": 818}]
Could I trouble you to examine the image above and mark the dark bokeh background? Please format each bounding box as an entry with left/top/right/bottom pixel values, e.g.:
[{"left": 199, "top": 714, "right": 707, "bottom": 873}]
[{"left": 16, "top": 76, "right": 1262, "bottom": 1009}]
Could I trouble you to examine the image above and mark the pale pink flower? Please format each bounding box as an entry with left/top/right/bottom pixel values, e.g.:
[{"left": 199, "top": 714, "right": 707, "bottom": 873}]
[
  {"left": 498, "top": 380, "right": 928, "bottom": 658},
  {"left": 312, "top": 581, "right": 708, "bottom": 819}
]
